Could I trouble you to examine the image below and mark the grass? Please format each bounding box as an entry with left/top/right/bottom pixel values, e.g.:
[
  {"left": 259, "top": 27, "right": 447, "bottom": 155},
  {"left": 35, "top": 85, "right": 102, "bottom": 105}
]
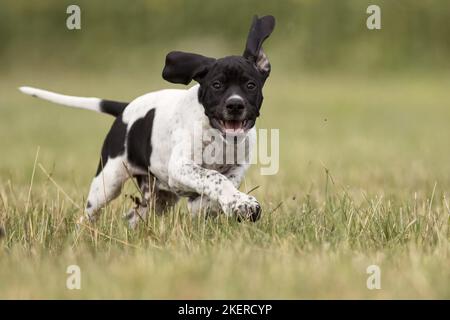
[{"left": 0, "top": 68, "right": 449, "bottom": 299}]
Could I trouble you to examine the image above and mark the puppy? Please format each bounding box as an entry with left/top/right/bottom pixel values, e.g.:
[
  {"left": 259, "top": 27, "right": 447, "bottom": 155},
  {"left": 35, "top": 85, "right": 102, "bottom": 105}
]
[{"left": 19, "top": 15, "right": 275, "bottom": 227}]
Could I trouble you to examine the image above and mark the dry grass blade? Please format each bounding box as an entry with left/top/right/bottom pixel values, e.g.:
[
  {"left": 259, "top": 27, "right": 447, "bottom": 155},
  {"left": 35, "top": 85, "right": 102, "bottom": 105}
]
[
  {"left": 25, "top": 146, "right": 40, "bottom": 213},
  {"left": 246, "top": 185, "right": 260, "bottom": 194},
  {"left": 38, "top": 163, "right": 82, "bottom": 210},
  {"left": 76, "top": 222, "right": 145, "bottom": 250}
]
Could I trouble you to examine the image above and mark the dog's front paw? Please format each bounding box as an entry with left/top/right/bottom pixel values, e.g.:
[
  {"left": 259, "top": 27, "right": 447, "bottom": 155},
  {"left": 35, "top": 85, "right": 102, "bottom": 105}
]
[{"left": 221, "top": 192, "right": 261, "bottom": 222}]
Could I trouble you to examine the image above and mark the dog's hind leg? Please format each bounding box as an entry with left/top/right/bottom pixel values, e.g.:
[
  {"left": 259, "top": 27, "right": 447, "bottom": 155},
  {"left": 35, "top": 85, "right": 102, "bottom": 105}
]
[
  {"left": 187, "top": 195, "right": 221, "bottom": 217},
  {"left": 79, "top": 156, "right": 130, "bottom": 225},
  {"left": 125, "top": 175, "right": 179, "bottom": 228},
  {"left": 124, "top": 175, "right": 151, "bottom": 228}
]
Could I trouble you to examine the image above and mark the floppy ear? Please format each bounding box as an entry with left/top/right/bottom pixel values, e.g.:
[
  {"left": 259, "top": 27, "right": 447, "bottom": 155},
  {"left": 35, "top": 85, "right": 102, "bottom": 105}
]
[
  {"left": 243, "top": 15, "right": 275, "bottom": 79},
  {"left": 162, "top": 51, "right": 216, "bottom": 85}
]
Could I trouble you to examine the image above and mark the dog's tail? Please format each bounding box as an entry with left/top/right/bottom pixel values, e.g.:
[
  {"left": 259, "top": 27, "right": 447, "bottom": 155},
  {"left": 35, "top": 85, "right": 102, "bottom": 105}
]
[{"left": 19, "top": 86, "right": 128, "bottom": 117}]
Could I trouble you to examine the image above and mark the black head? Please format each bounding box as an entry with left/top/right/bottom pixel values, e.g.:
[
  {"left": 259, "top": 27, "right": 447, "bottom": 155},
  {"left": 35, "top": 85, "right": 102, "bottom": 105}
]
[{"left": 162, "top": 15, "right": 275, "bottom": 135}]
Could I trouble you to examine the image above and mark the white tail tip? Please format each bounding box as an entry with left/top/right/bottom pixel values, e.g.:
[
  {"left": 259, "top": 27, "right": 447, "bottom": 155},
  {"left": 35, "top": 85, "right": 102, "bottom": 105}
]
[
  {"left": 19, "top": 86, "right": 38, "bottom": 96},
  {"left": 18, "top": 86, "right": 102, "bottom": 112}
]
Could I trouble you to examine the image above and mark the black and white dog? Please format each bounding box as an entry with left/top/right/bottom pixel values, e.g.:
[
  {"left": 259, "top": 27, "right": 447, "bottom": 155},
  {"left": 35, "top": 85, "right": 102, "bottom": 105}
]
[{"left": 19, "top": 15, "right": 275, "bottom": 227}]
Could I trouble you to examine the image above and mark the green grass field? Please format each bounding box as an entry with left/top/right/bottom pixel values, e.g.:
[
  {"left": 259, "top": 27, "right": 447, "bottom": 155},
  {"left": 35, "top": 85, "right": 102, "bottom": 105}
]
[{"left": 0, "top": 69, "right": 449, "bottom": 299}]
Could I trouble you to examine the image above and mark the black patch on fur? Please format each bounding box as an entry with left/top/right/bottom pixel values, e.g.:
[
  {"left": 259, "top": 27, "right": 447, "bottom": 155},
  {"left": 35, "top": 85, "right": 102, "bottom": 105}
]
[
  {"left": 100, "top": 100, "right": 129, "bottom": 117},
  {"left": 162, "top": 52, "right": 216, "bottom": 85},
  {"left": 95, "top": 115, "right": 127, "bottom": 176},
  {"left": 127, "top": 109, "right": 156, "bottom": 171},
  {"left": 243, "top": 15, "right": 275, "bottom": 79},
  {"left": 86, "top": 201, "right": 92, "bottom": 209}
]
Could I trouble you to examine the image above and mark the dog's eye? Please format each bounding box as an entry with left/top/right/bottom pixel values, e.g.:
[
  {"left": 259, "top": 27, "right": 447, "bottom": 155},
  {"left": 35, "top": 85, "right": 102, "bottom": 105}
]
[
  {"left": 212, "top": 81, "right": 223, "bottom": 90},
  {"left": 246, "top": 81, "right": 256, "bottom": 90}
]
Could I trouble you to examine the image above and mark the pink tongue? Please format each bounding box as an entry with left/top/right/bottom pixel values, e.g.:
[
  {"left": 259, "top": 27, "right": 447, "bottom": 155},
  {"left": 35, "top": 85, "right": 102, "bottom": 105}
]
[{"left": 224, "top": 121, "right": 242, "bottom": 130}]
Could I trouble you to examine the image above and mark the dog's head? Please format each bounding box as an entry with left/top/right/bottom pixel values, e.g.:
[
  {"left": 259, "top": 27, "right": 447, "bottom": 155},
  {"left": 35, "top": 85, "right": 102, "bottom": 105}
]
[{"left": 162, "top": 15, "right": 275, "bottom": 135}]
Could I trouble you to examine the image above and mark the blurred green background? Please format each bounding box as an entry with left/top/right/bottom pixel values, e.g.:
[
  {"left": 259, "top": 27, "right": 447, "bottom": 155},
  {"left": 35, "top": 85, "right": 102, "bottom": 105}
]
[{"left": 1, "top": 0, "right": 450, "bottom": 74}]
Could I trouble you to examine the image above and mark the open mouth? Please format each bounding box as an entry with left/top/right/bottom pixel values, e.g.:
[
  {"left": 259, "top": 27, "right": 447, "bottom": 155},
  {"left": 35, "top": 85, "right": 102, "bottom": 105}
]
[{"left": 212, "top": 119, "right": 254, "bottom": 135}]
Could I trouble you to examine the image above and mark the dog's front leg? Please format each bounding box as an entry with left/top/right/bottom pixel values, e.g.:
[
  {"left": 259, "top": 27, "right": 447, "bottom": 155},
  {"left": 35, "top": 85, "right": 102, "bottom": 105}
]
[
  {"left": 169, "top": 159, "right": 261, "bottom": 221},
  {"left": 187, "top": 164, "right": 251, "bottom": 217}
]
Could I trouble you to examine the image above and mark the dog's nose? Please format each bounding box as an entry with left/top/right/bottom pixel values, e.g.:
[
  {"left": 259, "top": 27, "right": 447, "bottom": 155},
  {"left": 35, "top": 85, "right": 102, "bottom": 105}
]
[{"left": 225, "top": 98, "right": 245, "bottom": 113}]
